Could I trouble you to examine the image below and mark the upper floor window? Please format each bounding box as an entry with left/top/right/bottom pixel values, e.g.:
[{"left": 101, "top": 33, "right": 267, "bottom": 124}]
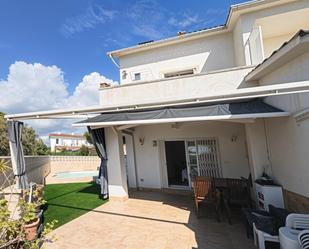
[
  {"left": 133, "top": 73, "right": 141, "bottom": 81},
  {"left": 164, "top": 69, "right": 194, "bottom": 78},
  {"left": 55, "top": 138, "right": 59, "bottom": 144}
]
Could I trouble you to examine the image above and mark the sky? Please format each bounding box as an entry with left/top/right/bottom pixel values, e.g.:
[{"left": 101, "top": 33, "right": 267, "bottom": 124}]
[{"left": 0, "top": 0, "right": 247, "bottom": 143}]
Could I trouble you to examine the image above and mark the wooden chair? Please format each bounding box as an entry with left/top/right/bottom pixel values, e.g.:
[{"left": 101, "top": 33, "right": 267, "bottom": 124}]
[
  {"left": 192, "top": 176, "right": 220, "bottom": 221},
  {"left": 222, "top": 178, "right": 251, "bottom": 224},
  {"left": 226, "top": 178, "right": 251, "bottom": 207}
]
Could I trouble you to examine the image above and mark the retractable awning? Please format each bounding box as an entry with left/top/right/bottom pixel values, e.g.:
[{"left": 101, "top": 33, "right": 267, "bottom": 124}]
[{"left": 73, "top": 99, "right": 289, "bottom": 128}]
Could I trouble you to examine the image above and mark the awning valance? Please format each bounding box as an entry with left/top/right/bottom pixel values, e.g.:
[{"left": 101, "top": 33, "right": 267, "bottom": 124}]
[{"left": 74, "top": 99, "right": 289, "bottom": 127}]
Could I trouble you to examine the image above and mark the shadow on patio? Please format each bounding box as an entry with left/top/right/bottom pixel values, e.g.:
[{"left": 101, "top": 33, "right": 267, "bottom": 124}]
[{"left": 45, "top": 190, "right": 255, "bottom": 249}]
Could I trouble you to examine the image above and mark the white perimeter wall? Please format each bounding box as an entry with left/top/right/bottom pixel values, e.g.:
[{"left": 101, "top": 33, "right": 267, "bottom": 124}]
[
  {"left": 257, "top": 51, "right": 309, "bottom": 197},
  {"left": 131, "top": 121, "right": 250, "bottom": 189},
  {"left": 0, "top": 156, "right": 50, "bottom": 188}
]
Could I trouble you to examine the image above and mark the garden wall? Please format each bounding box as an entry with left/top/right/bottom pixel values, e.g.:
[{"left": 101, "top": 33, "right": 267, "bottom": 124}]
[
  {"left": 0, "top": 156, "right": 50, "bottom": 188},
  {"left": 46, "top": 156, "right": 100, "bottom": 184},
  {"left": 49, "top": 156, "right": 100, "bottom": 174},
  {"left": 0, "top": 156, "right": 100, "bottom": 186}
]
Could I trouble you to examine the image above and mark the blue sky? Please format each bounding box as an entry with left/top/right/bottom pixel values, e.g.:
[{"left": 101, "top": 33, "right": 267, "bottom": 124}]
[{"left": 0, "top": 0, "right": 246, "bottom": 93}]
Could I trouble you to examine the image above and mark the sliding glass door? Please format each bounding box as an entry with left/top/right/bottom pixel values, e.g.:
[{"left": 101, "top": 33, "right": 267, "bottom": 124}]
[{"left": 185, "top": 138, "right": 222, "bottom": 186}]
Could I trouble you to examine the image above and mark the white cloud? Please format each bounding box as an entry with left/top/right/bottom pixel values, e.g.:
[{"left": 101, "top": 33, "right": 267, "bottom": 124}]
[
  {"left": 0, "top": 61, "right": 68, "bottom": 113},
  {"left": 67, "top": 72, "right": 117, "bottom": 107},
  {"left": 168, "top": 14, "right": 201, "bottom": 29},
  {"left": 125, "top": 2, "right": 221, "bottom": 40},
  {"left": 132, "top": 24, "right": 164, "bottom": 40},
  {"left": 0, "top": 61, "right": 118, "bottom": 137},
  {"left": 61, "top": 4, "right": 118, "bottom": 37},
  {"left": 59, "top": 0, "right": 224, "bottom": 43}
]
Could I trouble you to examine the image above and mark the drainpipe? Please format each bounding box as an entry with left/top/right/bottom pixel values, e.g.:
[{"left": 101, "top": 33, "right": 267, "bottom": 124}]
[{"left": 108, "top": 53, "right": 120, "bottom": 68}]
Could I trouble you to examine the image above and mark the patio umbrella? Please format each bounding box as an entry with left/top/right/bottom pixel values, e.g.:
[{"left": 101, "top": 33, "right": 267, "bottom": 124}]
[
  {"left": 88, "top": 127, "right": 108, "bottom": 199},
  {"left": 7, "top": 120, "right": 29, "bottom": 189}
]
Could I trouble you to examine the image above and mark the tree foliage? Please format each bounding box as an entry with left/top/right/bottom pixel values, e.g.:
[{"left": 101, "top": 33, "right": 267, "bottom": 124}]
[
  {"left": 0, "top": 113, "right": 9, "bottom": 156},
  {"left": 78, "top": 145, "right": 89, "bottom": 156},
  {"left": 83, "top": 131, "right": 93, "bottom": 145},
  {"left": 0, "top": 113, "right": 49, "bottom": 156}
]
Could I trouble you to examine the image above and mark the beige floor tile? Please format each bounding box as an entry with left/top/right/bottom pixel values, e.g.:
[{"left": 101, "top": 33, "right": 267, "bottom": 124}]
[{"left": 45, "top": 191, "right": 255, "bottom": 249}]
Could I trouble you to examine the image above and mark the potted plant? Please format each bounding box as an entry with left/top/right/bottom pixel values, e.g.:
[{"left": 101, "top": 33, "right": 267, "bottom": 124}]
[
  {"left": 23, "top": 186, "right": 46, "bottom": 215},
  {"left": 0, "top": 199, "right": 21, "bottom": 248},
  {"left": 0, "top": 159, "right": 20, "bottom": 248},
  {"left": 0, "top": 159, "right": 57, "bottom": 248},
  {"left": 19, "top": 199, "right": 40, "bottom": 241}
]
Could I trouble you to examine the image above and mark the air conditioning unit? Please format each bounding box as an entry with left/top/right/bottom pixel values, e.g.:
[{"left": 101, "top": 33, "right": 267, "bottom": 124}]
[{"left": 255, "top": 183, "right": 284, "bottom": 211}]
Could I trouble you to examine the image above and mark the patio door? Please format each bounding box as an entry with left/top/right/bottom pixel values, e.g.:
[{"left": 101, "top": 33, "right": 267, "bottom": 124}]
[
  {"left": 185, "top": 138, "right": 222, "bottom": 186},
  {"left": 164, "top": 141, "right": 189, "bottom": 188}
]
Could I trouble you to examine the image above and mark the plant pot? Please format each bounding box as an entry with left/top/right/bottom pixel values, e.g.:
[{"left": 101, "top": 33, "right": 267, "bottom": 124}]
[{"left": 24, "top": 218, "right": 40, "bottom": 241}]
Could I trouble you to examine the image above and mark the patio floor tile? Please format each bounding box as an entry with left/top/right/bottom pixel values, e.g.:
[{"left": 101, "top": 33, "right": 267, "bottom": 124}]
[{"left": 45, "top": 190, "right": 255, "bottom": 249}]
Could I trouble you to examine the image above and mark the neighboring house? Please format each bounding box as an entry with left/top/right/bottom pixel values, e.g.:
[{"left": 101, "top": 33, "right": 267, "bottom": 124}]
[
  {"left": 49, "top": 133, "right": 90, "bottom": 152},
  {"left": 5, "top": 0, "right": 309, "bottom": 209}
]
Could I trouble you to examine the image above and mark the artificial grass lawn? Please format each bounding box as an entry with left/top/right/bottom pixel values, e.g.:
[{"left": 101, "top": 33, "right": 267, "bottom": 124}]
[{"left": 44, "top": 182, "right": 107, "bottom": 229}]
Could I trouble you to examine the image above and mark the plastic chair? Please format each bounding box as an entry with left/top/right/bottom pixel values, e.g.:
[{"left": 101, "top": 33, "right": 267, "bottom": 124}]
[
  {"left": 298, "top": 230, "right": 309, "bottom": 249},
  {"left": 280, "top": 214, "right": 309, "bottom": 249},
  {"left": 254, "top": 213, "right": 309, "bottom": 249},
  {"left": 253, "top": 222, "right": 279, "bottom": 249},
  {"left": 279, "top": 227, "right": 300, "bottom": 249},
  {"left": 286, "top": 214, "right": 309, "bottom": 230}
]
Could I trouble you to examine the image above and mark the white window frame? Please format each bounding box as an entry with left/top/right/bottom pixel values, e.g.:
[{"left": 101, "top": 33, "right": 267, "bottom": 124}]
[
  {"left": 164, "top": 68, "right": 195, "bottom": 79},
  {"left": 133, "top": 73, "right": 141, "bottom": 81}
]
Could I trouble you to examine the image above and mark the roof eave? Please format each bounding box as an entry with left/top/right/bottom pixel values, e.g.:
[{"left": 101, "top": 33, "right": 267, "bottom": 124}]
[{"left": 107, "top": 25, "right": 227, "bottom": 58}]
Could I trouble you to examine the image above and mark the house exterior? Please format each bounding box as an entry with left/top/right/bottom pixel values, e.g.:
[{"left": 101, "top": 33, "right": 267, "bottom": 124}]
[
  {"left": 49, "top": 133, "right": 90, "bottom": 152},
  {"left": 5, "top": 0, "right": 309, "bottom": 210}
]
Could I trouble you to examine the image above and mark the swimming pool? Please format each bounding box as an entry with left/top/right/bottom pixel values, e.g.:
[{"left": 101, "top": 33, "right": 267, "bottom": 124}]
[{"left": 54, "top": 170, "right": 99, "bottom": 179}]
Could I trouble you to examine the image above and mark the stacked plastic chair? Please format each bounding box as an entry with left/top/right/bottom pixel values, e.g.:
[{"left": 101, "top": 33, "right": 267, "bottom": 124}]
[{"left": 299, "top": 230, "right": 309, "bottom": 249}]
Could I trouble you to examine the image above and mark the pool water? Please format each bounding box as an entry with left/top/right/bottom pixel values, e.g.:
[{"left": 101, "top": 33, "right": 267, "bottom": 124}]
[{"left": 54, "top": 170, "right": 99, "bottom": 179}]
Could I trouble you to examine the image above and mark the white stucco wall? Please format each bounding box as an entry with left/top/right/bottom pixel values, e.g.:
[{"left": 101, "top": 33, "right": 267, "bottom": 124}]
[
  {"left": 263, "top": 33, "right": 294, "bottom": 58},
  {"left": 105, "top": 128, "right": 128, "bottom": 198},
  {"left": 119, "top": 32, "right": 236, "bottom": 84},
  {"left": 233, "top": 18, "right": 246, "bottom": 67},
  {"left": 265, "top": 117, "right": 309, "bottom": 198},
  {"left": 260, "top": 51, "right": 309, "bottom": 112},
  {"left": 131, "top": 121, "right": 250, "bottom": 189},
  {"left": 99, "top": 66, "right": 254, "bottom": 106},
  {"left": 245, "top": 119, "right": 270, "bottom": 180},
  {"left": 233, "top": 0, "right": 309, "bottom": 66},
  {"left": 256, "top": 51, "right": 309, "bottom": 197}
]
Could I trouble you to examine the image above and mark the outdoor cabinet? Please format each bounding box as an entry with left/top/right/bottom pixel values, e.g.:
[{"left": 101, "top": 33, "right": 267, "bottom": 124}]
[{"left": 255, "top": 183, "right": 284, "bottom": 211}]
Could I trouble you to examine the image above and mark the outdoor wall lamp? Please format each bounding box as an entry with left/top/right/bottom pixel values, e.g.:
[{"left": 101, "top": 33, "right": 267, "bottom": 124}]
[
  {"left": 139, "top": 137, "right": 145, "bottom": 146},
  {"left": 231, "top": 134, "right": 238, "bottom": 142}
]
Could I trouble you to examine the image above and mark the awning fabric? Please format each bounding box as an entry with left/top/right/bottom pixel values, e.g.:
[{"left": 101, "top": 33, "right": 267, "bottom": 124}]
[
  {"left": 87, "top": 127, "right": 108, "bottom": 199},
  {"left": 7, "top": 120, "right": 29, "bottom": 189},
  {"left": 76, "top": 99, "right": 284, "bottom": 125}
]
